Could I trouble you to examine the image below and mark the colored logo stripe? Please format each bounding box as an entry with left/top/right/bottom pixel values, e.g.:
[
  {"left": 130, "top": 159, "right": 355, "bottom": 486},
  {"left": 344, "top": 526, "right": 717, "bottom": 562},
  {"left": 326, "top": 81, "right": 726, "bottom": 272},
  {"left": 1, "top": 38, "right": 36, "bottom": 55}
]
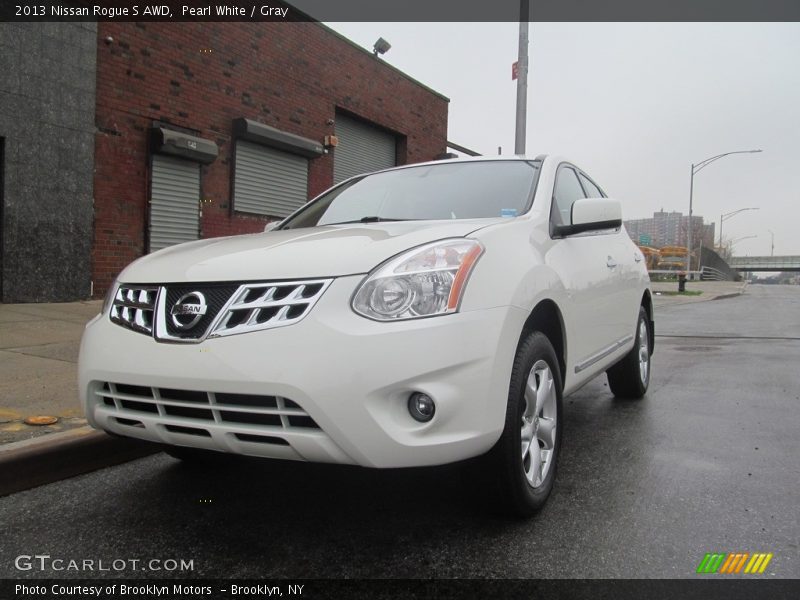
[
  {"left": 719, "top": 553, "right": 749, "bottom": 574},
  {"left": 745, "top": 553, "right": 773, "bottom": 574},
  {"left": 697, "top": 553, "right": 726, "bottom": 574},
  {"left": 697, "top": 552, "right": 773, "bottom": 574}
]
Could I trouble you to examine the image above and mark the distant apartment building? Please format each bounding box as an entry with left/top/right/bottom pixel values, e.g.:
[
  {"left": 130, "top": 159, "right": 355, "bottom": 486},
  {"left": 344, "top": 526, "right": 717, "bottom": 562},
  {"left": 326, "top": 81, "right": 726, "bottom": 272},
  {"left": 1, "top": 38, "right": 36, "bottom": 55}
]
[{"left": 625, "top": 210, "right": 715, "bottom": 248}]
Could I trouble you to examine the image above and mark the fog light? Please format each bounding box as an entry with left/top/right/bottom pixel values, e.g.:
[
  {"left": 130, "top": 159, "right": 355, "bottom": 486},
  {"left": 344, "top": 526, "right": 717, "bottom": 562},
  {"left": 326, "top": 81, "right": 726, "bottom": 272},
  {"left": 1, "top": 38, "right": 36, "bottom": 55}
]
[{"left": 408, "top": 392, "right": 435, "bottom": 422}]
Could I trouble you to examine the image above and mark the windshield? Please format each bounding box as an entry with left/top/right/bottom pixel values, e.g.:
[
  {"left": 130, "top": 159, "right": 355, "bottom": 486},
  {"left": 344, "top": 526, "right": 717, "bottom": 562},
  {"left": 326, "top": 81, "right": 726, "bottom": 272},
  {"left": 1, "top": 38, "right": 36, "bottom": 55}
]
[{"left": 280, "top": 160, "right": 541, "bottom": 229}]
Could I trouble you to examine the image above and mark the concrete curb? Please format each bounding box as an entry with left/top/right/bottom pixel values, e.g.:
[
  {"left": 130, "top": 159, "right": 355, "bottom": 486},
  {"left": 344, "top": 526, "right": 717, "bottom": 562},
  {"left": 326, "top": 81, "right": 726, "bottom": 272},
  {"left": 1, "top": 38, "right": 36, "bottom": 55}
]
[
  {"left": 0, "top": 426, "right": 159, "bottom": 497},
  {"left": 652, "top": 282, "right": 748, "bottom": 305},
  {"left": 711, "top": 282, "right": 748, "bottom": 301},
  {"left": 712, "top": 292, "right": 744, "bottom": 301}
]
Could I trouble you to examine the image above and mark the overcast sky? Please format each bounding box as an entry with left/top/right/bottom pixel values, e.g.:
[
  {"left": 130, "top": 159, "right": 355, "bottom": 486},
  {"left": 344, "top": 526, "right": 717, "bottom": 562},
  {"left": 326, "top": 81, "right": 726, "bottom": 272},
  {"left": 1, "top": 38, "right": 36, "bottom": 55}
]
[{"left": 327, "top": 22, "right": 800, "bottom": 257}]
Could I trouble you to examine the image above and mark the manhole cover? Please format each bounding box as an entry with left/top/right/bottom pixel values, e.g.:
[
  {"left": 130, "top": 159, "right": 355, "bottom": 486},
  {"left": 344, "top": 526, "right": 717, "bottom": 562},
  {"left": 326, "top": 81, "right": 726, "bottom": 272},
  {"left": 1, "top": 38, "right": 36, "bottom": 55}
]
[{"left": 24, "top": 415, "right": 59, "bottom": 426}]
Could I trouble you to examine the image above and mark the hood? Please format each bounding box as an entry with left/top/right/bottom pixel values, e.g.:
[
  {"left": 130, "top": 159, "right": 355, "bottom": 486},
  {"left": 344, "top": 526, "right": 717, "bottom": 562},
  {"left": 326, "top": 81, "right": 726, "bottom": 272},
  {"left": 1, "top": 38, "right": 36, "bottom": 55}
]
[{"left": 120, "top": 219, "right": 505, "bottom": 283}]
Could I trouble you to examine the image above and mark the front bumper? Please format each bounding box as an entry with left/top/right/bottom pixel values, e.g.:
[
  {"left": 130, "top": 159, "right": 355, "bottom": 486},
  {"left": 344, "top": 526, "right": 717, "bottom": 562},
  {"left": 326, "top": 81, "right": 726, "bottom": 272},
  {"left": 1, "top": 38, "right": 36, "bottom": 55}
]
[{"left": 79, "top": 275, "right": 526, "bottom": 468}]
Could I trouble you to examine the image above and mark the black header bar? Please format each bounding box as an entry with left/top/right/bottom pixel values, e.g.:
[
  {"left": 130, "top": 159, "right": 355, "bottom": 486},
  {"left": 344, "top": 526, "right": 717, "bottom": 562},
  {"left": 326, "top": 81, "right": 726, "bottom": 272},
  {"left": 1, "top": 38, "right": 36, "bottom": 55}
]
[{"left": 2, "top": 0, "right": 800, "bottom": 23}]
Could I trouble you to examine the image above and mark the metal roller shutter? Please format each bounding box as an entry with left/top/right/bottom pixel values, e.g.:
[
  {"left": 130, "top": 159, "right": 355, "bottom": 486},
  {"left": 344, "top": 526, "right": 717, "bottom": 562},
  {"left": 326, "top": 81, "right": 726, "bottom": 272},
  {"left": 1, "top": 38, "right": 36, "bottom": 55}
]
[
  {"left": 234, "top": 140, "right": 309, "bottom": 217},
  {"left": 333, "top": 115, "right": 397, "bottom": 184},
  {"left": 149, "top": 155, "right": 200, "bottom": 253}
]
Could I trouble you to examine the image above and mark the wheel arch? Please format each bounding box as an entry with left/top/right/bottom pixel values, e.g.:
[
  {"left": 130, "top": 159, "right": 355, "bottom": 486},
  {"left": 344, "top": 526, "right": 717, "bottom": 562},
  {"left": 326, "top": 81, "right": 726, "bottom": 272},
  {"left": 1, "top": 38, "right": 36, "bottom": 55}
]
[{"left": 519, "top": 299, "right": 567, "bottom": 387}]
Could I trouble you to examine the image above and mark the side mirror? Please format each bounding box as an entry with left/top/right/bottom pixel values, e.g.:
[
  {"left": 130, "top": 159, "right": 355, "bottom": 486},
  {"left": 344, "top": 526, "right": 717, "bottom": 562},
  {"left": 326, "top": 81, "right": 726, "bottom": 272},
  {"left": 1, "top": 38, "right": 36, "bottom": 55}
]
[
  {"left": 264, "top": 221, "right": 280, "bottom": 232},
  {"left": 553, "top": 198, "right": 622, "bottom": 238}
]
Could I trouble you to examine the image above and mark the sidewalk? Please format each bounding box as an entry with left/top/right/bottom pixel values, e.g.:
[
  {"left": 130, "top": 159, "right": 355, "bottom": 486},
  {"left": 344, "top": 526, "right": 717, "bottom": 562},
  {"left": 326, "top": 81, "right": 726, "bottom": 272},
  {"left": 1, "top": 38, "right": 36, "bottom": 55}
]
[
  {"left": 0, "top": 300, "right": 160, "bottom": 496},
  {"left": 650, "top": 279, "right": 748, "bottom": 307},
  {"left": 0, "top": 300, "right": 101, "bottom": 444}
]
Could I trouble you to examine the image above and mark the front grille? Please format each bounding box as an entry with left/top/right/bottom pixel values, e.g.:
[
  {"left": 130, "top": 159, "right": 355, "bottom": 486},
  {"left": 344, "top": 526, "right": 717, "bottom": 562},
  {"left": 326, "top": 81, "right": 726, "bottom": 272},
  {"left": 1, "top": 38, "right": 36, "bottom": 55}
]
[
  {"left": 94, "top": 382, "right": 320, "bottom": 434},
  {"left": 208, "top": 280, "right": 332, "bottom": 338},
  {"left": 163, "top": 284, "right": 239, "bottom": 339},
  {"left": 110, "top": 286, "right": 158, "bottom": 334},
  {"left": 108, "top": 279, "right": 332, "bottom": 343}
]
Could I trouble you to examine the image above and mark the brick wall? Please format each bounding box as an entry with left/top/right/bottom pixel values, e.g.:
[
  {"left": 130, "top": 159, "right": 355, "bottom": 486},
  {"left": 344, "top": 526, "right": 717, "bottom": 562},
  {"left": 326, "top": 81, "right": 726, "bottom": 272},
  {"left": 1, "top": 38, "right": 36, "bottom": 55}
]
[{"left": 93, "top": 22, "right": 449, "bottom": 295}]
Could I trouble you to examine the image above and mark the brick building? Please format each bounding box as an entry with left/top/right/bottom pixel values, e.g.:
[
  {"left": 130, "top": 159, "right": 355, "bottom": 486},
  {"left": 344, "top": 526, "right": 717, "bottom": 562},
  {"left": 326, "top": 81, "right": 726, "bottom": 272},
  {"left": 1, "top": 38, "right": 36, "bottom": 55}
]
[{"left": 0, "top": 22, "right": 449, "bottom": 302}]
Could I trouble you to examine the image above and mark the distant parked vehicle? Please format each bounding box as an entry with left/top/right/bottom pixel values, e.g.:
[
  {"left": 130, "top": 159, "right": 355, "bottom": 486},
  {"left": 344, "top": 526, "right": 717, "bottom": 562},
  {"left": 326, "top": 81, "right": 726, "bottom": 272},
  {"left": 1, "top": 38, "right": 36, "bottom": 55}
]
[
  {"left": 658, "top": 246, "right": 689, "bottom": 270},
  {"left": 636, "top": 245, "right": 661, "bottom": 270}
]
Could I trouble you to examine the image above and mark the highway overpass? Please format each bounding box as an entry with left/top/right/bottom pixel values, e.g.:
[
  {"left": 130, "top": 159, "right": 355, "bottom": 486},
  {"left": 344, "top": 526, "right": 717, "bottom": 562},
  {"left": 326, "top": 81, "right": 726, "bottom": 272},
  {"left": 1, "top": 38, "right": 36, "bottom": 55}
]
[{"left": 728, "top": 255, "right": 800, "bottom": 272}]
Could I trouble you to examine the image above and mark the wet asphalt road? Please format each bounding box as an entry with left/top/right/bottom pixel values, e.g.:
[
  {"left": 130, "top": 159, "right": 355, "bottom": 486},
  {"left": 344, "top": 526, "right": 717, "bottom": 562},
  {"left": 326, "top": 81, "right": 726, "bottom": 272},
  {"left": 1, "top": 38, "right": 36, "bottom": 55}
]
[{"left": 1, "top": 285, "right": 798, "bottom": 579}]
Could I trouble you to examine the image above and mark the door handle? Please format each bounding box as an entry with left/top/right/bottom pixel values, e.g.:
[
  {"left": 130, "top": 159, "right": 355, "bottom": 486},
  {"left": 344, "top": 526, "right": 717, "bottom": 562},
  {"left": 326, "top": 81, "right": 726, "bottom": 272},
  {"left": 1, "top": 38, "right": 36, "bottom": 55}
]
[{"left": 606, "top": 256, "right": 618, "bottom": 269}]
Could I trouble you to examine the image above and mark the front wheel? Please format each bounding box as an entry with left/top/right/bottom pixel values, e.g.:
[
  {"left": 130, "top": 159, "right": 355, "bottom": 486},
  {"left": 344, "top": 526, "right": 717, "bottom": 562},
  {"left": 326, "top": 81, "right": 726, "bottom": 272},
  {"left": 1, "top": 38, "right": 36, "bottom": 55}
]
[
  {"left": 606, "top": 306, "right": 651, "bottom": 399},
  {"left": 484, "top": 331, "right": 563, "bottom": 517}
]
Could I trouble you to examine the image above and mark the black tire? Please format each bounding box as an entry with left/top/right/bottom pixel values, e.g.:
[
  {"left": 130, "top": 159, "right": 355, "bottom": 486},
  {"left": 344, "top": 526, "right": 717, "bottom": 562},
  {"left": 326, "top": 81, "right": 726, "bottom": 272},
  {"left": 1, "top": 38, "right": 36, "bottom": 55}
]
[
  {"left": 484, "top": 331, "right": 563, "bottom": 517},
  {"left": 606, "top": 306, "right": 651, "bottom": 399}
]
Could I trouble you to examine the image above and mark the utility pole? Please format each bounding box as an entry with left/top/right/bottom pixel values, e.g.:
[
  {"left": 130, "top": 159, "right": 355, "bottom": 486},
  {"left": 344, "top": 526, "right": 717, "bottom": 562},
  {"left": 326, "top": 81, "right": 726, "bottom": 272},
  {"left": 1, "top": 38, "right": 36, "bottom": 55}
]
[
  {"left": 514, "top": 0, "right": 529, "bottom": 155},
  {"left": 686, "top": 149, "right": 761, "bottom": 275},
  {"left": 688, "top": 164, "right": 694, "bottom": 272}
]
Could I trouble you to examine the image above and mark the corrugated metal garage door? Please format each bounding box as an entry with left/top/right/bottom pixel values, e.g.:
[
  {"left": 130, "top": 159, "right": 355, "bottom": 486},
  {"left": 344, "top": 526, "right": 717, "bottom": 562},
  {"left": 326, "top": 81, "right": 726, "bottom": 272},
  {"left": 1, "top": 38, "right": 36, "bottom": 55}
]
[
  {"left": 234, "top": 140, "right": 309, "bottom": 217},
  {"left": 149, "top": 155, "right": 200, "bottom": 253},
  {"left": 333, "top": 115, "right": 396, "bottom": 184}
]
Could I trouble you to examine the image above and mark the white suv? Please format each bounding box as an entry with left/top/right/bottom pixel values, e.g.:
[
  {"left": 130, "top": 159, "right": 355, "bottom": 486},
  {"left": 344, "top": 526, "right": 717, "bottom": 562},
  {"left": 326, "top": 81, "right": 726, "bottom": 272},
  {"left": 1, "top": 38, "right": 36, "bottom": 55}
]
[{"left": 79, "top": 156, "right": 653, "bottom": 515}]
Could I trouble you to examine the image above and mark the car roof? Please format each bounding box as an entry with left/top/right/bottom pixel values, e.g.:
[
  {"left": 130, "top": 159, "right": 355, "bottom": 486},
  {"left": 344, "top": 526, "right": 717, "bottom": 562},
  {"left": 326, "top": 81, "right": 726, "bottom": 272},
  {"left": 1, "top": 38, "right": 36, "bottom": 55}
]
[{"left": 355, "top": 153, "right": 551, "bottom": 178}]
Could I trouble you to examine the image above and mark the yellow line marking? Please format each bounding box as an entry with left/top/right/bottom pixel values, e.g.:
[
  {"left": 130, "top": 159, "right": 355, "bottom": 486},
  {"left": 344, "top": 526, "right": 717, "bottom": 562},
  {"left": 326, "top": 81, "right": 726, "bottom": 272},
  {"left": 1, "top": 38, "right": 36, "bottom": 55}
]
[
  {"left": 0, "top": 422, "right": 26, "bottom": 432},
  {"left": 744, "top": 555, "right": 758, "bottom": 573},
  {"left": 758, "top": 553, "right": 773, "bottom": 574},
  {"left": 750, "top": 554, "right": 766, "bottom": 573}
]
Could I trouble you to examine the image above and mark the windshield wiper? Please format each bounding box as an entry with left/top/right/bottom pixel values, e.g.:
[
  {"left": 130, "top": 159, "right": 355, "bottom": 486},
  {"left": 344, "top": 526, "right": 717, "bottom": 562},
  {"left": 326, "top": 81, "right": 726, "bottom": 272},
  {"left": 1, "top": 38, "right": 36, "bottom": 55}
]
[{"left": 323, "top": 216, "right": 410, "bottom": 226}]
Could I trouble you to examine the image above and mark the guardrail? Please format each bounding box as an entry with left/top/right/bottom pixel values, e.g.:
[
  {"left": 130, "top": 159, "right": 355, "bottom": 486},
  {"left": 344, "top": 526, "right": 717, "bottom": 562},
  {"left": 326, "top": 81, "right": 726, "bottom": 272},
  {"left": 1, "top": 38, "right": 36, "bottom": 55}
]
[{"left": 700, "top": 266, "right": 729, "bottom": 281}]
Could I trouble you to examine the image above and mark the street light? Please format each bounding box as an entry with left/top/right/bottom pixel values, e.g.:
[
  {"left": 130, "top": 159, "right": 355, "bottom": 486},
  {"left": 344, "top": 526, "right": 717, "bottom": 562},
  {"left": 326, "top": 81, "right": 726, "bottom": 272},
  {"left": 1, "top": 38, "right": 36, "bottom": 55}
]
[
  {"left": 687, "top": 149, "right": 762, "bottom": 273},
  {"left": 719, "top": 207, "right": 759, "bottom": 248},
  {"left": 768, "top": 229, "right": 775, "bottom": 256},
  {"left": 721, "top": 234, "right": 758, "bottom": 260},
  {"left": 729, "top": 234, "right": 758, "bottom": 247}
]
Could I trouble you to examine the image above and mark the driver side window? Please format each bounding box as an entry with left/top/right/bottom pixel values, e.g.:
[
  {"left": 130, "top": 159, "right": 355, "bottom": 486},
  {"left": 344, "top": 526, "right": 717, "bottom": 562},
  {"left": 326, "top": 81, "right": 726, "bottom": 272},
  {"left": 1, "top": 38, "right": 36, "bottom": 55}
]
[{"left": 552, "top": 167, "right": 586, "bottom": 226}]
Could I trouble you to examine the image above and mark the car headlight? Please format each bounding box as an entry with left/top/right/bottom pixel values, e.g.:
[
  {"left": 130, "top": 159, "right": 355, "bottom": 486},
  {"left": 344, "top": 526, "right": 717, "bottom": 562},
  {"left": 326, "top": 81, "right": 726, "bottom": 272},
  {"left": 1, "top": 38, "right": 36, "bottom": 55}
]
[{"left": 352, "top": 239, "right": 484, "bottom": 321}]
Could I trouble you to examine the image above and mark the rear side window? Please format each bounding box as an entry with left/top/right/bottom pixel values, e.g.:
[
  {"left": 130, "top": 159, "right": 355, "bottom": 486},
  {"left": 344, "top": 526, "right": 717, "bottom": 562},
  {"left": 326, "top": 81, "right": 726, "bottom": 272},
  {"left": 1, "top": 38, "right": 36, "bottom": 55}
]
[{"left": 552, "top": 167, "right": 585, "bottom": 225}]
